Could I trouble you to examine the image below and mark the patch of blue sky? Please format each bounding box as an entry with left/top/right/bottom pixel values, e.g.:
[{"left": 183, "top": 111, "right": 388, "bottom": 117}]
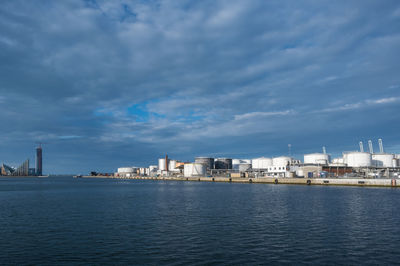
[{"left": 127, "top": 103, "right": 150, "bottom": 122}]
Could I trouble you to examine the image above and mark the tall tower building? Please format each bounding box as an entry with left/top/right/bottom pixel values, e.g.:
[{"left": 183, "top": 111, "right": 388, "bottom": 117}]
[{"left": 36, "top": 145, "right": 43, "bottom": 176}]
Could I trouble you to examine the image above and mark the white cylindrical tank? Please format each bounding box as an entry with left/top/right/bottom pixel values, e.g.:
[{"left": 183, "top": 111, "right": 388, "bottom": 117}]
[
  {"left": 238, "top": 163, "right": 252, "bottom": 172},
  {"left": 139, "top": 168, "right": 146, "bottom": 175},
  {"left": 273, "top": 156, "right": 291, "bottom": 167},
  {"left": 392, "top": 159, "right": 398, "bottom": 168},
  {"left": 169, "top": 160, "right": 179, "bottom": 171},
  {"left": 296, "top": 169, "right": 304, "bottom": 177},
  {"left": 184, "top": 163, "right": 206, "bottom": 177},
  {"left": 304, "top": 153, "right": 330, "bottom": 165},
  {"left": 252, "top": 157, "right": 273, "bottom": 169},
  {"left": 372, "top": 154, "right": 395, "bottom": 167},
  {"left": 344, "top": 152, "right": 372, "bottom": 167},
  {"left": 158, "top": 158, "right": 169, "bottom": 171},
  {"left": 118, "top": 167, "right": 136, "bottom": 173}
]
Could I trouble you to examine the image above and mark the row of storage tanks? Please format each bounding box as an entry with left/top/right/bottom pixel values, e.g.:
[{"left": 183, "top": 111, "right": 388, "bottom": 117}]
[
  {"left": 343, "top": 152, "right": 399, "bottom": 168},
  {"left": 118, "top": 153, "right": 400, "bottom": 177},
  {"left": 304, "top": 152, "right": 400, "bottom": 168},
  {"left": 185, "top": 152, "right": 400, "bottom": 176},
  {"left": 117, "top": 166, "right": 158, "bottom": 176},
  {"left": 183, "top": 156, "right": 295, "bottom": 177},
  {"left": 118, "top": 156, "right": 296, "bottom": 177}
]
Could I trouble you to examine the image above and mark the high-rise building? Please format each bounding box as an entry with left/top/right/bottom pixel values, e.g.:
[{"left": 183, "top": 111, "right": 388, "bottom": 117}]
[
  {"left": 14, "top": 159, "right": 29, "bottom": 176},
  {"left": 36, "top": 145, "right": 42, "bottom": 176}
]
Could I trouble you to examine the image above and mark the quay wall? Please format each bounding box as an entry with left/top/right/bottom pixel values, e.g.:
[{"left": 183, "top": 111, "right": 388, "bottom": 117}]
[{"left": 81, "top": 176, "right": 400, "bottom": 187}]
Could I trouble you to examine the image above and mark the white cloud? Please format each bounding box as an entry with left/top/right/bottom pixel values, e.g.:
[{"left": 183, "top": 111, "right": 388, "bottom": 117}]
[
  {"left": 319, "top": 97, "right": 400, "bottom": 113},
  {"left": 234, "top": 110, "right": 292, "bottom": 120}
]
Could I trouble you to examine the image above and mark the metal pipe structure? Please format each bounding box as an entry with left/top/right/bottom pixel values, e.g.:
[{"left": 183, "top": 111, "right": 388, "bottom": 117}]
[
  {"left": 378, "top": 139, "right": 384, "bottom": 153},
  {"left": 368, "top": 140, "right": 374, "bottom": 154},
  {"left": 359, "top": 141, "right": 364, "bottom": 153}
]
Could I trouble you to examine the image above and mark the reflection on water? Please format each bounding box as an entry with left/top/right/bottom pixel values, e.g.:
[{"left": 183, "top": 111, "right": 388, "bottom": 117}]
[{"left": 0, "top": 176, "right": 399, "bottom": 264}]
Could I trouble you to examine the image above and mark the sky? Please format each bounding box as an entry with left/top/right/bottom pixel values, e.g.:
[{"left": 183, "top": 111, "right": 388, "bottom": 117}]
[{"left": 1, "top": 0, "right": 400, "bottom": 174}]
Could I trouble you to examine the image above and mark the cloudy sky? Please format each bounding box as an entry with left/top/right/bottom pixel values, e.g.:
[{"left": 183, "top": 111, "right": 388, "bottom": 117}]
[{"left": 1, "top": 0, "right": 400, "bottom": 174}]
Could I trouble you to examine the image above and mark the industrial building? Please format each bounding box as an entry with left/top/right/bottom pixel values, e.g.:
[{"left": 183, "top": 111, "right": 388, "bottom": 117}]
[{"left": 114, "top": 139, "right": 400, "bottom": 180}]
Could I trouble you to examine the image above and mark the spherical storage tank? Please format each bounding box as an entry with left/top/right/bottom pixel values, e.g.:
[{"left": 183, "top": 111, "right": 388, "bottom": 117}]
[
  {"left": 273, "top": 156, "right": 291, "bottom": 167},
  {"left": 195, "top": 157, "right": 214, "bottom": 170},
  {"left": 184, "top": 163, "right": 206, "bottom": 177},
  {"left": 344, "top": 152, "right": 372, "bottom": 167},
  {"left": 252, "top": 157, "right": 273, "bottom": 169},
  {"left": 372, "top": 154, "right": 394, "bottom": 167},
  {"left": 304, "top": 153, "right": 330, "bottom": 165},
  {"left": 215, "top": 158, "right": 232, "bottom": 169}
]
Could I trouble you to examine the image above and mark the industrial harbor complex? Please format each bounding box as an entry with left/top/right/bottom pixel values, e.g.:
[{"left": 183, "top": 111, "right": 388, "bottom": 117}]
[{"left": 101, "top": 139, "right": 400, "bottom": 185}]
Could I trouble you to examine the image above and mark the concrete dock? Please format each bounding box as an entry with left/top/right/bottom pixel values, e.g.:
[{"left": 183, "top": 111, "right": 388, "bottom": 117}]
[{"left": 81, "top": 175, "right": 400, "bottom": 187}]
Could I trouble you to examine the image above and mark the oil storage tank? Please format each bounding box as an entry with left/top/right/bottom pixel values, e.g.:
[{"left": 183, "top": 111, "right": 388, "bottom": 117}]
[
  {"left": 215, "top": 158, "right": 232, "bottom": 169},
  {"left": 238, "top": 163, "right": 252, "bottom": 172},
  {"left": 184, "top": 163, "right": 206, "bottom": 177},
  {"left": 118, "top": 167, "right": 137, "bottom": 174},
  {"left": 372, "top": 154, "right": 395, "bottom": 167},
  {"left": 195, "top": 157, "right": 214, "bottom": 170},
  {"left": 169, "top": 160, "right": 180, "bottom": 172},
  {"left": 304, "top": 153, "right": 330, "bottom": 165},
  {"left": 344, "top": 152, "right": 372, "bottom": 167},
  {"left": 158, "top": 158, "right": 169, "bottom": 171},
  {"left": 232, "top": 159, "right": 252, "bottom": 170},
  {"left": 252, "top": 157, "right": 273, "bottom": 169}
]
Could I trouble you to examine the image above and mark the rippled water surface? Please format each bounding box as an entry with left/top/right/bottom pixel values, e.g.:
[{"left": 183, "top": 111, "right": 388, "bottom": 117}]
[{"left": 0, "top": 176, "right": 399, "bottom": 265}]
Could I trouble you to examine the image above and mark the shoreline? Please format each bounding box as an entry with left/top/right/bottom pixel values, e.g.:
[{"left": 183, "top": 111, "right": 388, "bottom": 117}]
[
  {"left": 80, "top": 176, "right": 399, "bottom": 188},
  {"left": 0, "top": 175, "right": 49, "bottom": 178}
]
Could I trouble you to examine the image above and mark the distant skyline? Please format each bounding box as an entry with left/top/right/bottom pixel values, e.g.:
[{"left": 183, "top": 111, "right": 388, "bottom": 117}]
[{"left": 1, "top": 0, "right": 400, "bottom": 174}]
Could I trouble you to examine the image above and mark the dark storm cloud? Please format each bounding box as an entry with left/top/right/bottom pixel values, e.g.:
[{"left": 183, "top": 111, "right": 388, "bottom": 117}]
[{"left": 1, "top": 0, "right": 400, "bottom": 173}]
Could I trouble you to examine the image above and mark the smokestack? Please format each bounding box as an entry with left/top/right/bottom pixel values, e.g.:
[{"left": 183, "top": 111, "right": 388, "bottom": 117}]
[{"left": 322, "top": 146, "right": 326, "bottom": 154}]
